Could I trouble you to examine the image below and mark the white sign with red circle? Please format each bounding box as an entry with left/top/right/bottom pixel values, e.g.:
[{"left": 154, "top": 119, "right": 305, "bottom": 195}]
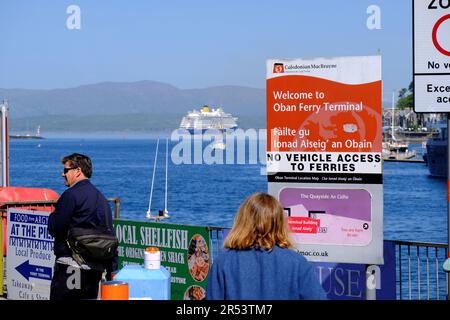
[
  {"left": 432, "top": 13, "right": 450, "bottom": 57},
  {"left": 413, "top": 0, "right": 450, "bottom": 112}
]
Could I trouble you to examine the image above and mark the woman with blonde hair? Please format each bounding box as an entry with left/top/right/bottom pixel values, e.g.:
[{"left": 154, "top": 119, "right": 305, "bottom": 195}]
[{"left": 206, "top": 192, "right": 326, "bottom": 300}]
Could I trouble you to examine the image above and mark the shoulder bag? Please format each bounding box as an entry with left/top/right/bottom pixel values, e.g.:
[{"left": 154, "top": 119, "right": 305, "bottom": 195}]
[{"left": 66, "top": 196, "right": 119, "bottom": 265}]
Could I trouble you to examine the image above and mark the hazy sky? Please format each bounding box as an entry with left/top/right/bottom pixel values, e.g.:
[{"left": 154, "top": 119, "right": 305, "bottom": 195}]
[{"left": 0, "top": 0, "right": 413, "bottom": 101}]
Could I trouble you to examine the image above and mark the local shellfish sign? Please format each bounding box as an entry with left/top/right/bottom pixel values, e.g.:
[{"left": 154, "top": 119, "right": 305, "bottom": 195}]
[
  {"left": 413, "top": 0, "right": 450, "bottom": 112},
  {"left": 266, "top": 56, "right": 383, "bottom": 265},
  {"left": 113, "top": 220, "right": 210, "bottom": 300}
]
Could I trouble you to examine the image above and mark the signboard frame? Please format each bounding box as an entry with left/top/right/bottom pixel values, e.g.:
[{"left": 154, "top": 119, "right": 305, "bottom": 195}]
[
  {"left": 114, "top": 219, "right": 211, "bottom": 300},
  {"left": 6, "top": 208, "right": 55, "bottom": 300},
  {"left": 266, "top": 55, "right": 384, "bottom": 265}
]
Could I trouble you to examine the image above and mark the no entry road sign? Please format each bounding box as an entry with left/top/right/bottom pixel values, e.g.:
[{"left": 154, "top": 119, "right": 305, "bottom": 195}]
[{"left": 414, "top": 0, "right": 450, "bottom": 112}]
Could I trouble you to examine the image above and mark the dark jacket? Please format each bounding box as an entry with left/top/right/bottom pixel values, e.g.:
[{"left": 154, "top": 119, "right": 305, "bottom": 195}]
[{"left": 48, "top": 179, "right": 116, "bottom": 271}]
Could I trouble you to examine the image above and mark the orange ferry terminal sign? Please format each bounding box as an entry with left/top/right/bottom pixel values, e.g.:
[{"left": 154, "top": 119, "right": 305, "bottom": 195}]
[{"left": 266, "top": 56, "right": 384, "bottom": 265}]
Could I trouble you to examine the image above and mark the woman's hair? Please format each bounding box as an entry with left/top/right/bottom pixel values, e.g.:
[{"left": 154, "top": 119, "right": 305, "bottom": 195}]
[{"left": 223, "top": 192, "right": 293, "bottom": 250}]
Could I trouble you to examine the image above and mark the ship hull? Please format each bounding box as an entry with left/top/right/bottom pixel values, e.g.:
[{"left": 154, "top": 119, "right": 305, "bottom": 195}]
[
  {"left": 426, "top": 140, "right": 447, "bottom": 178},
  {"left": 184, "top": 127, "right": 237, "bottom": 135},
  {"left": 9, "top": 135, "right": 44, "bottom": 140}
]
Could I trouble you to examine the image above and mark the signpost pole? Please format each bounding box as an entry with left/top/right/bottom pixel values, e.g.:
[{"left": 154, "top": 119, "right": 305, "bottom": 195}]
[
  {"left": 0, "top": 100, "right": 8, "bottom": 187},
  {"left": 413, "top": 0, "right": 450, "bottom": 299},
  {"left": 447, "top": 115, "right": 450, "bottom": 300}
]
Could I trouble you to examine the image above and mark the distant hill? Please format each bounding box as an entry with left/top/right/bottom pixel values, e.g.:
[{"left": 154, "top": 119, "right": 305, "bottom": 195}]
[
  {"left": 1, "top": 81, "right": 394, "bottom": 133},
  {"left": 0, "top": 81, "right": 266, "bottom": 132},
  {"left": 0, "top": 81, "right": 265, "bottom": 117},
  {"left": 8, "top": 114, "right": 266, "bottom": 134}
]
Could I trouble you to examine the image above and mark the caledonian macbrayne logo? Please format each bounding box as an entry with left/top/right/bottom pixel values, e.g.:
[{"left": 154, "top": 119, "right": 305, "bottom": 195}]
[{"left": 273, "top": 63, "right": 284, "bottom": 73}]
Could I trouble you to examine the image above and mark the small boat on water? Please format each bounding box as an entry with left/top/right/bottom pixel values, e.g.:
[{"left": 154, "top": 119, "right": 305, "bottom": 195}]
[
  {"left": 146, "top": 138, "right": 170, "bottom": 220},
  {"left": 382, "top": 91, "right": 416, "bottom": 161},
  {"left": 212, "top": 141, "right": 226, "bottom": 150},
  {"left": 393, "top": 128, "right": 439, "bottom": 143},
  {"left": 423, "top": 123, "right": 447, "bottom": 178},
  {"left": 382, "top": 140, "right": 417, "bottom": 160}
]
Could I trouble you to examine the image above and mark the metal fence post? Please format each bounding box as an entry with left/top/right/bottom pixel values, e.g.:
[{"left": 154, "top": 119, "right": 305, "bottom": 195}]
[{"left": 0, "top": 100, "right": 9, "bottom": 187}]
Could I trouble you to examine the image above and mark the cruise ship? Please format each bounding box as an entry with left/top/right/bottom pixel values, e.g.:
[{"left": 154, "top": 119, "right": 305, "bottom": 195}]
[
  {"left": 423, "top": 123, "right": 447, "bottom": 178},
  {"left": 179, "top": 105, "right": 238, "bottom": 134}
]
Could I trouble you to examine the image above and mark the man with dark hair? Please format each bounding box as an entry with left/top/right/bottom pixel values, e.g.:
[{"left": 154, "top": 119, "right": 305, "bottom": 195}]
[
  {"left": 61, "top": 153, "right": 93, "bottom": 180},
  {"left": 48, "top": 153, "right": 117, "bottom": 300}
]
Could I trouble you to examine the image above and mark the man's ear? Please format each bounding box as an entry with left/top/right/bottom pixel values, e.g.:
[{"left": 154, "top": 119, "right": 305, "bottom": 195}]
[{"left": 76, "top": 168, "right": 84, "bottom": 178}]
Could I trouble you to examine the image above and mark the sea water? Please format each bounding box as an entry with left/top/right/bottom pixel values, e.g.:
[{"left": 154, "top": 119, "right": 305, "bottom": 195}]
[
  {"left": 8, "top": 137, "right": 448, "bottom": 299},
  {"left": 9, "top": 137, "right": 446, "bottom": 244}
]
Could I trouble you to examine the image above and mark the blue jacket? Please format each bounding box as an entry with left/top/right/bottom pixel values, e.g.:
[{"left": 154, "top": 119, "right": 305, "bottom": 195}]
[
  {"left": 206, "top": 246, "right": 327, "bottom": 300},
  {"left": 48, "top": 179, "right": 115, "bottom": 259}
]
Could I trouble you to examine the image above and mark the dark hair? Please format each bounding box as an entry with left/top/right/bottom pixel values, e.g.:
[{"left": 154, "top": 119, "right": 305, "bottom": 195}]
[{"left": 61, "top": 153, "right": 93, "bottom": 178}]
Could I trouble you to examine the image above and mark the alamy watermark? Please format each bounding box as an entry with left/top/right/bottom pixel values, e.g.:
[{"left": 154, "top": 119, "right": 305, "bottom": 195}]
[
  {"left": 63, "top": 5, "right": 381, "bottom": 32},
  {"left": 66, "top": 266, "right": 81, "bottom": 290},
  {"left": 366, "top": 5, "right": 381, "bottom": 30},
  {"left": 170, "top": 128, "right": 272, "bottom": 175},
  {"left": 66, "top": 5, "right": 81, "bottom": 30}
]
